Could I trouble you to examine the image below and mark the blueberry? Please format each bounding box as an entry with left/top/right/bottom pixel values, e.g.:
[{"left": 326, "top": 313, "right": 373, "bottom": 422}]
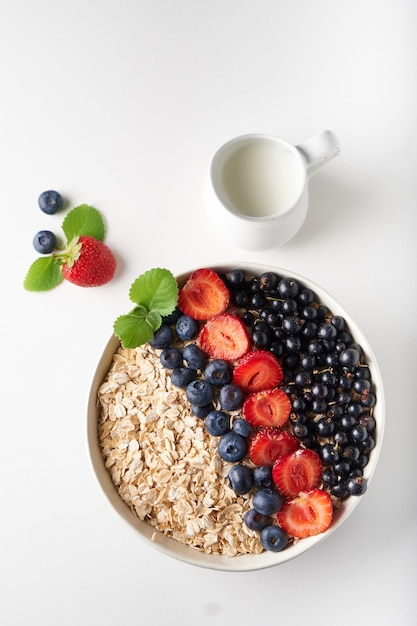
[
  {"left": 228, "top": 464, "right": 253, "bottom": 495},
  {"left": 252, "top": 488, "right": 284, "bottom": 516},
  {"left": 244, "top": 508, "right": 270, "bottom": 531},
  {"left": 150, "top": 325, "right": 173, "bottom": 349},
  {"left": 204, "top": 360, "right": 232, "bottom": 386},
  {"left": 171, "top": 367, "right": 196, "bottom": 388},
  {"left": 191, "top": 403, "right": 214, "bottom": 419},
  {"left": 218, "top": 431, "right": 247, "bottom": 462},
  {"left": 219, "top": 384, "right": 244, "bottom": 411},
  {"left": 182, "top": 344, "right": 207, "bottom": 371},
  {"left": 260, "top": 525, "right": 288, "bottom": 552},
  {"left": 159, "top": 346, "right": 183, "bottom": 369},
  {"left": 38, "top": 190, "right": 64, "bottom": 214},
  {"left": 32, "top": 230, "right": 57, "bottom": 254},
  {"left": 205, "top": 410, "right": 230, "bottom": 436},
  {"left": 253, "top": 465, "right": 274, "bottom": 489},
  {"left": 186, "top": 379, "right": 214, "bottom": 407},
  {"left": 176, "top": 315, "right": 199, "bottom": 341},
  {"left": 225, "top": 268, "right": 246, "bottom": 287},
  {"left": 232, "top": 418, "right": 253, "bottom": 438},
  {"left": 233, "top": 290, "right": 250, "bottom": 307}
]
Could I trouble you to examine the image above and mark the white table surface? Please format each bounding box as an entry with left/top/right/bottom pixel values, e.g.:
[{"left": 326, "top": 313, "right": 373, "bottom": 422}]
[{"left": 1, "top": 1, "right": 415, "bottom": 625}]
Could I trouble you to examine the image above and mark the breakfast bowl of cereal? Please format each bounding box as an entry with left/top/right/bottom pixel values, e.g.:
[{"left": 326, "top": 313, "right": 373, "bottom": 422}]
[{"left": 87, "top": 263, "right": 384, "bottom": 571}]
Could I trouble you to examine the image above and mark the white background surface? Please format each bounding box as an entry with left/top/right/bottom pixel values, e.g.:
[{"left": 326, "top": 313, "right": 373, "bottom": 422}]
[{"left": 1, "top": 1, "right": 415, "bottom": 625}]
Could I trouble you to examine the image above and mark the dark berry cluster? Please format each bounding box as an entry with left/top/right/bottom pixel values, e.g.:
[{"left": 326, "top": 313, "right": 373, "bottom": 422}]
[
  {"left": 221, "top": 269, "right": 376, "bottom": 500},
  {"left": 149, "top": 269, "right": 377, "bottom": 550}
]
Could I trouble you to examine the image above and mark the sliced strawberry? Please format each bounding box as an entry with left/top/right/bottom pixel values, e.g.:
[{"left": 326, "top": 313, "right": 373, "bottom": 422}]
[
  {"left": 199, "top": 314, "right": 250, "bottom": 360},
  {"left": 178, "top": 269, "right": 229, "bottom": 320},
  {"left": 272, "top": 448, "right": 323, "bottom": 497},
  {"left": 248, "top": 427, "right": 299, "bottom": 466},
  {"left": 277, "top": 489, "right": 333, "bottom": 538},
  {"left": 243, "top": 388, "right": 291, "bottom": 428},
  {"left": 232, "top": 350, "right": 283, "bottom": 394}
]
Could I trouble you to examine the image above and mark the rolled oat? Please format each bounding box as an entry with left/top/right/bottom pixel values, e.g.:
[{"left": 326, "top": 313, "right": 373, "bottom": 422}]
[{"left": 97, "top": 343, "right": 263, "bottom": 556}]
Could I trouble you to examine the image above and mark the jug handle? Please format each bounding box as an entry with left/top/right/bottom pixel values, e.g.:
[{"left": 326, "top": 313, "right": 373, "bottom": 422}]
[{"left": 296, "top": 130, "right": 341, "bottom": 177}]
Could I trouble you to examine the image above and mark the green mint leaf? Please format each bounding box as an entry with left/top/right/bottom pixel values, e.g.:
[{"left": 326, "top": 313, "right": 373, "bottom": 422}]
[
  {"left": 113, "top": 306, "right": 155, "bottom": 348},
  {"left": 129, "top": 268, "right": 178, "bottom": 316},
  {"left": 147, "top": 310, "right": 162, "bottom": 331},
  {"left": 61, "top": 204, "right": 105, "bottom": 242},
  {"left": 23, "top": 257, "right": 63, "bottom": 292},
  {"left": 113, "top": 268, "right": 179, "bottom": 349}
]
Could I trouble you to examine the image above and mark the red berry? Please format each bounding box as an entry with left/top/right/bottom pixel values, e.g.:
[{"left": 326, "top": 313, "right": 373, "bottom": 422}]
[
  {"left": 199, "top": 314, "right": 250, "bottom": 361},
  {"left": 248, "top": 427, "right": 299, "bottom": 466},
  {"left": 272, "top": 448, "right": 323, "bottom": 497},
  {"left": 243, "top": 388, "right": 291, "bottom": 428},
  {"left": 178, "top": 268, "right": 229, "bottom": 320},
  {"left": 277, "top": 489, "right": 333, "bottom": 538},
  {"left": 233, "top": 350, "right": 283, "bottom": 394},
  {"left": 62, "top": 236, "right": 116, "bottom": 287}
]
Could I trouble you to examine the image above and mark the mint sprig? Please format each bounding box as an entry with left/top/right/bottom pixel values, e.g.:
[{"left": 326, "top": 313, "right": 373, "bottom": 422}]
[
  {"left": 113, "top": 268, "right": 179, "bottom": 348},
  {"left": 24, "top": 204, "right": 106, "bottom": 292}
]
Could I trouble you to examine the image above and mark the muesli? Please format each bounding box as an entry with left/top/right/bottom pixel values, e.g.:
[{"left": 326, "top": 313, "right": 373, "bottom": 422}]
[
  {"left": 98, "top": 342, "right": 263, "bottom": 556},
  {"left": 97, "top": 267, "right": 377, "bottom": 556}
]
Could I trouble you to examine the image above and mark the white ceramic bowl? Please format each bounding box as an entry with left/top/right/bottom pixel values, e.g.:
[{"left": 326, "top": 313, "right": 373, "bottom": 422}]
[{"left": 86, "top": 263, "right": 385, "bottom": 571}]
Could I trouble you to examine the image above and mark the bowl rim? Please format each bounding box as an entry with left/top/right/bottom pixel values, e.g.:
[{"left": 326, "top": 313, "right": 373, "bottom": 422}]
[{"left": 86, "top": 262, "right": 385, "bottom": 572}]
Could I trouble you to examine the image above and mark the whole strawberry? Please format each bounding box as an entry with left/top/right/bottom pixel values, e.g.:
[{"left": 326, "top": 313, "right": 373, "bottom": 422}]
[
  {"left": 24, "top": 203, "right": 117, "bottom": 292},
  {"left": 62, "top": 236, "right": 116, "bottom": 287}
]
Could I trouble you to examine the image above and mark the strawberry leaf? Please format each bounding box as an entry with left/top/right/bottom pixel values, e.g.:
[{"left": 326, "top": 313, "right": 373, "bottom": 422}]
[
  {"left": 129, "top": 268, "right": 178, "bottom": 316},
  {"left": 113, "top": 306, "right": 156, "bottom": 348},
  {"left": 23, "top": 257, "right": 63, "bottom": 291},
  {"left": 61, "top": 204, "right": 105, "bottom": 242}
]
